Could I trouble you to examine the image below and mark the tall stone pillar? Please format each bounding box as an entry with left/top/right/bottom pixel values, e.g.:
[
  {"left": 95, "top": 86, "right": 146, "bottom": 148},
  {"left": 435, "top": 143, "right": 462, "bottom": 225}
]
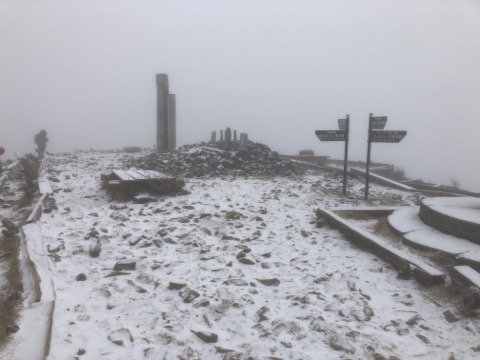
[
  {"left": 167, "top": 94, "right": 176, "bottom": 150},
  {"left": 156, "top": 74, "right": 169, "bottom": 151}
]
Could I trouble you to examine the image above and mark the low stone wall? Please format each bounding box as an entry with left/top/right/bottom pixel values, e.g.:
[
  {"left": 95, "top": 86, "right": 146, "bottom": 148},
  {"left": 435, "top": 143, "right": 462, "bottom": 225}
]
[
  {"left": 419, "top": 200, "right": 480, "bottom": 245},
  {"left": 8, "top": 162, "right": 54, "bottom": 360},
  {"left": 317, "top": 208, "right": 445, "bottom": 286}
]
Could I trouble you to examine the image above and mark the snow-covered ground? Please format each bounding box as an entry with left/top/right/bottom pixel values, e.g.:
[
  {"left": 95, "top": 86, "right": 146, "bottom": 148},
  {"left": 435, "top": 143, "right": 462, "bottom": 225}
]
[{"left": 9, "top": 151, "right": 480, "bottom": 359}]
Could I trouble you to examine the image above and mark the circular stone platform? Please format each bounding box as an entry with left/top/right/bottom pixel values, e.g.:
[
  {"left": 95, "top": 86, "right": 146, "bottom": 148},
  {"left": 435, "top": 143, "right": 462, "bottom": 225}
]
[{"left": 419, "top": 197, "right": 480, "bottom": 244}]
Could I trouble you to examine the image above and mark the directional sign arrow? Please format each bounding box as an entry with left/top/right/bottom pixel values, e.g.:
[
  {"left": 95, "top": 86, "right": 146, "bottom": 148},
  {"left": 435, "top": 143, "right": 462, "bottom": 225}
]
[
  {"left": 338, "top": 119, "right": 348, "bottom": 130},
  {"left": 370, "top": 116, "right": 387, "bottom": 130},
  {"left": 371, "top": 130, "right": 407, "bottom": 143},
  {"left": 315, "top": 130, "right": 346, "bottom": 141}
]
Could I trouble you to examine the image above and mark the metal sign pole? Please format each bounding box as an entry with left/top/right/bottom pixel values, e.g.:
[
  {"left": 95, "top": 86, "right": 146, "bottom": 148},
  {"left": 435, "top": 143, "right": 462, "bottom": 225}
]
[
  {"left": 342, "top": 114, "right": 350, "bottom": 195},
  {"left": 365, "top": 113, "right": 372, "bottom": 200}
]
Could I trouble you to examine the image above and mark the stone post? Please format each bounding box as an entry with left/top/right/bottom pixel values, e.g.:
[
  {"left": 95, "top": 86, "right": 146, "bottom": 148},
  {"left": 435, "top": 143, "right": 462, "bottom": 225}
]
[
  {"left": 225, "top": 127, "right": 231, "bottom": 149},
  {"left": 167, "top": 94, "right": 176, "bottom": 150},
  {"left": 240, "top": 133, "right": 248, "bottom": 149},
  {"left": 156, "top": 74, "right": 169, "bottom": 152}
]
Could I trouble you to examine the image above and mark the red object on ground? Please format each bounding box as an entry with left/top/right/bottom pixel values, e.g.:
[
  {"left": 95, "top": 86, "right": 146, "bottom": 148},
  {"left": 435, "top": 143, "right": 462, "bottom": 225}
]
[
  {"left": 0, "top": 147, "right": 5, "bottom": 155},
  {"left": 298, "top": 149, "right": 314, "bottom": 156}
]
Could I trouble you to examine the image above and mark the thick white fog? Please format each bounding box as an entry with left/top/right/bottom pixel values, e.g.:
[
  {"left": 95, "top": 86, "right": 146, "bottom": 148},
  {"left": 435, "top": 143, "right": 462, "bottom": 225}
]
[{"left": 1, "top": 0, "right": 479, "bottom": 191}]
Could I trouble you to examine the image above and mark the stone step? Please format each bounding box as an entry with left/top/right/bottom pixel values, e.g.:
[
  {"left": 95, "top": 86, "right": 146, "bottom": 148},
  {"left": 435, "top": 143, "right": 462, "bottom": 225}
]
[
  {"left": 419, "top": 197, "right": 480, "bottom": 244},
  {"left": 317, "top": 208, "right": 445, "bottom": 286}
]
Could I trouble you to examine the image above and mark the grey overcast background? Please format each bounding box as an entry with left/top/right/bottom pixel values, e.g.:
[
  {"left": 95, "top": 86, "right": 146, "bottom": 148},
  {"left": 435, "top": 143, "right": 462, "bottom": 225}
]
[{"left": 1, "top": 0, "right": 479, "bottom": 191}]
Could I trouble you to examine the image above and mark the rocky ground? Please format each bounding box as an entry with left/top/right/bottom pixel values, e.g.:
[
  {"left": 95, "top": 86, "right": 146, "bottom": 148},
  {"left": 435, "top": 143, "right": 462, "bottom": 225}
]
[
  {"left": 2, "top": 145, "right": 480, "bottom": 360},
  {"left": 124, "top": 142, "right": 298, "bottom": 178}
]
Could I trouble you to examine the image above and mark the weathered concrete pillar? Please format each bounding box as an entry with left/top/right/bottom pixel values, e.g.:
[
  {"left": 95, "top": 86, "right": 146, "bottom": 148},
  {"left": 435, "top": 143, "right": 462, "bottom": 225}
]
[
  {"left": 156, "top": 74, "right": 169, "bottom": 151},
  {"left": 167, "top": 94, "right": 176, "bottom": 150},
  {"left": 225, "top": 127, "right": 231, "bottom": 149},
  {"left": 240, "top": 133, "right": 248, "bottom": 149}
]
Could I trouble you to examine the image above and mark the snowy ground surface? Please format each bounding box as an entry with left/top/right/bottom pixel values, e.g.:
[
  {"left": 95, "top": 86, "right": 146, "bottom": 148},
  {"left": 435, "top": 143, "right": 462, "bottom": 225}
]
[{"left": 13, "top": 151, "right": 480, "bottom": 359}]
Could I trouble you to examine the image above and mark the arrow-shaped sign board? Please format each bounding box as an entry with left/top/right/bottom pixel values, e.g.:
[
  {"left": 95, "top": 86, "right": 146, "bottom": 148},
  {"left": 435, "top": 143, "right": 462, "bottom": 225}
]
[
  {"left": 371, "top": 130, "right": 407, "bottom": 143},
  {"left": 370, "top": 116, "right": 387, "bottom": 130},
  {"left": 315, "top": 130, "right": 346, "bottom": 141},
  {"left": 338, "top": 119, "right": 347, "bottom": 130}
]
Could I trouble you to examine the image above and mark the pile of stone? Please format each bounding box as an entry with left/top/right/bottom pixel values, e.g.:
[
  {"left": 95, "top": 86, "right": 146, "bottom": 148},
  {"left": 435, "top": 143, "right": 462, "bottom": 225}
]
[{"left": 125, "top": 141, "right": 298, "bottom": 178}]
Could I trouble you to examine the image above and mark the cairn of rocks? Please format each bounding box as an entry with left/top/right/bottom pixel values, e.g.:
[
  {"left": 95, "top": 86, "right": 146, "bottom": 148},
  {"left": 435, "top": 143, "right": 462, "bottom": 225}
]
[{"left": 126, "top": 128, "right": 298, "bottom": 178}]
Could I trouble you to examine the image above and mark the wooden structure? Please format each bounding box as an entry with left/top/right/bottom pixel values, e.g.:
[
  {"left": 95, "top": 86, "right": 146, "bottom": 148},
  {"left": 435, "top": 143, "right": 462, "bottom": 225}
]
[{"left": 101, "top": 169, "right": 185, "bottom": 200}]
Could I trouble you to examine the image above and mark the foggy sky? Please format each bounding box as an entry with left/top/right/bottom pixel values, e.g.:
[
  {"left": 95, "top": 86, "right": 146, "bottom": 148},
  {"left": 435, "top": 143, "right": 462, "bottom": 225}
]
[{"left": 1, "top": 0, "right": 480, "bottom": 191}]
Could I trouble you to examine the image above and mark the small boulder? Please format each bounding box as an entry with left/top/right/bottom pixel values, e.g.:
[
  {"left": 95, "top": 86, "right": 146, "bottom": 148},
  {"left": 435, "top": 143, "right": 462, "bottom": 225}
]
[
  {"left": 89, "top": 240, "right": 101, "bottom": 258},
  {"left": 113, "top": 259, "right": 136, "bottom": 271},
  {"left": 76, "top": 273, "right": 87, "bottom": 281},
  {"left": 168, "top": 281, "right": 187, "bottom": 290},
  {"left": 191, "top": 330, "right": 218, "bottom": 343}
]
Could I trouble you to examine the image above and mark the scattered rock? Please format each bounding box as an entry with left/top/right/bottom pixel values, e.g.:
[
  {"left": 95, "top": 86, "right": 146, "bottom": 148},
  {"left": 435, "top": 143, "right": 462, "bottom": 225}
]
[
  {"left": 113, "top": 259, "right": 136, "bottom": 271},
  {"left": 330, "top": 335, "right": 355, "bottom": 354},
  {"left": 444, "top": 310, "right": 459, "bottom": 323},
  {"left": 191, "top": 330, "right": 218, "bottom": 343},
  {"left": 461, "top": 286, "right": 480, "bottom": 312},
  {"left": 225, "top": 211, "right": 244, "bottom": 220},
  {"left": 223, "top": 279, "right": 248, "bottom": 286},
  {"left": 397, "top": 264, "right": 413, "bottom": 280},
  {"left": 5, "top": 325, "right": 19, "bottom": 335},
  {"left": 76, "top": 273, "right": 87, "bottom": 281},
  {"left": 1, "top": 218, "right": 18, "bottom": 234},
  {"left": 238, "top": 258, "right": 255, "bottom": 265},
  {"left": 168, "top": 281, "right": 187, "bottom": 290},
  {"left": 129, "top": 237, "right": 142, "bottom": 246},
  {"left": 309, "top": 316, "right": 327, "bottom": 332},
  {"left": 193, "top": 299, "right": 210, "bottom": 308},
  {"left": 255, "top": 278, "right": 280, "bottom": 286},
  {"left": 416, "top": 334, "right": 430, "bottom": 343},
  {"left": 179, "top": 287, "right": 200, "bottom": 303},
  {"left": 108, "top": 328, "right": 133, "bottom": 346},
  {"left": 47, "top": 242, "right": 64, "bottom": 253},
  {"left": 222, "top": 234, "right": 240, "bottom": 241},
  {"left": 89, "top": 240, "right": 101, "bottom": 257},
  {"left": 406, "top": 314, "right": 423, "bottom": 326},
  {"left": 256, "top": 306, "right": 270, "bottom": 322},
  {"left": 363, "top": 306, "right": 374, "bottom": 321}
]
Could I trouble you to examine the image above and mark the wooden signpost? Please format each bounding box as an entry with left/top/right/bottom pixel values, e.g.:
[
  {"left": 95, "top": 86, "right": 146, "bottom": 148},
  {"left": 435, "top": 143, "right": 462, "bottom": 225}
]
[
  {"left": 315, "top": 115, "right": 350, "bottom": 195},
  {"left": 365, "top": 114, "right": 407, "bottom": 199}
]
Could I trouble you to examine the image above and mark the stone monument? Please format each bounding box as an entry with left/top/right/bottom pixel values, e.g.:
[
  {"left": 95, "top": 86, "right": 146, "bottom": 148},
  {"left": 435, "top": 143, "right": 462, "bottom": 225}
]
[{"left": 156, "top": 74, "right": 176, "bottom": 151}]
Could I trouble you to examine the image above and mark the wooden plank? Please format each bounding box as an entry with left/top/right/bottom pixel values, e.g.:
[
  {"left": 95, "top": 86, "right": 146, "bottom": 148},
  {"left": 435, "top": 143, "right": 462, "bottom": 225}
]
[
  {"left": 112, "top": 169, "right": 172, "bottom": 182},
  {"left": 136, "top": 169, "right": 171, "bottom": 180},
  {"left": 112, "top": 170, "right": 137, "bottom": 181},
  {"left": 124, "top": 170, "right": 148, "bottom": 180}
]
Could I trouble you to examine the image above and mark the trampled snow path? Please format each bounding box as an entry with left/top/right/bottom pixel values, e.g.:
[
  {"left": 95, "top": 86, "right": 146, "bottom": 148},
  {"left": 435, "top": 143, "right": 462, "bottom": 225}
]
[{"left": 36, "top": 152, "right": 480, "bottom": 359}]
